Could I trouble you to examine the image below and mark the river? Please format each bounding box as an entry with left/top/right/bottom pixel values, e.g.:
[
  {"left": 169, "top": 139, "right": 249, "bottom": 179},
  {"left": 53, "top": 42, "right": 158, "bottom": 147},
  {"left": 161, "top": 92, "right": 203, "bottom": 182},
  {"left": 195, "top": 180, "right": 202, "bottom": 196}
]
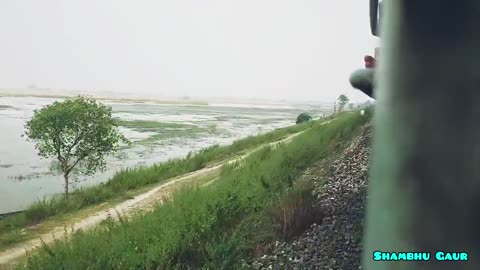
[{"left": 0, "top": 96, "right": 327, "bottom": 214}]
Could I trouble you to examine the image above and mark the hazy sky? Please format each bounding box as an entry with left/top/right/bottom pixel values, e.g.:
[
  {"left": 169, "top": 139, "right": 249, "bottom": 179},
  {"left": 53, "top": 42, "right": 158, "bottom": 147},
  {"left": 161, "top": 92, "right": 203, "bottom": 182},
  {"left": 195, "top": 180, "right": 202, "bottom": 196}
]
[{"left": 0, "top": 1, "right": 378, "bottom": 102}]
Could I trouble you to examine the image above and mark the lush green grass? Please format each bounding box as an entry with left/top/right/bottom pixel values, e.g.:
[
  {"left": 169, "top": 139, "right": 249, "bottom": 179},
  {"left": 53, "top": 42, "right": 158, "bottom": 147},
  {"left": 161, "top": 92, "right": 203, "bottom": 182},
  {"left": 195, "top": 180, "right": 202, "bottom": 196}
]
[
  {"left": 0, "top": 117, "right": 324, "bottom": 249},
  {"left": 19, "top": 109, "right": 373, "bottom": 269}
]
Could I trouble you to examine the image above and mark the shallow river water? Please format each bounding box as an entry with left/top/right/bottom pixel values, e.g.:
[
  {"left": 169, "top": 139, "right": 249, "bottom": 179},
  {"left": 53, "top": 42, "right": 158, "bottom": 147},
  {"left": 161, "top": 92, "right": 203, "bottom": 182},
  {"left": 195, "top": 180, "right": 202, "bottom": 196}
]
[{"left": 0, "top": 96, "right": 327, "bottom": 214}]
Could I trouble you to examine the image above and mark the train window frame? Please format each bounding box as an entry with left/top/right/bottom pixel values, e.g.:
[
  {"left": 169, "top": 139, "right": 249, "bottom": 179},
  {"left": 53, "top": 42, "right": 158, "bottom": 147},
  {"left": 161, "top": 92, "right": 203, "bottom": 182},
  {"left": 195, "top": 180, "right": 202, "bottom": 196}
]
[{"left": 370, "top": 0, "right": 383, "bottom": 36}]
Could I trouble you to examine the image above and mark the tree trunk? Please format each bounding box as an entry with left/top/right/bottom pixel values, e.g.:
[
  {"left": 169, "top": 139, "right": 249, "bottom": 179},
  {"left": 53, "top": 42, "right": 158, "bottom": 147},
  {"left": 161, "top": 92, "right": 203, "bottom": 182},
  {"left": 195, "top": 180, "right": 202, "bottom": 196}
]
[
  {"left": 362, "top": 1, "right": 480, "bottom": 269},
  {"left": 64, "top": 172, "right": 69, "bottom": 197}
]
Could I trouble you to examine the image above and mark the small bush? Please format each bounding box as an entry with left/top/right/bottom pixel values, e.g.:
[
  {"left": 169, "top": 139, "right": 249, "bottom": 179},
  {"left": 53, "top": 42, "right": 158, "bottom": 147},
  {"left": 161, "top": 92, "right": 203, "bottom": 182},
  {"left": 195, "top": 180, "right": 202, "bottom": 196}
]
[{"left": 296, "top": 113, "right": 313, "bottom": 124}]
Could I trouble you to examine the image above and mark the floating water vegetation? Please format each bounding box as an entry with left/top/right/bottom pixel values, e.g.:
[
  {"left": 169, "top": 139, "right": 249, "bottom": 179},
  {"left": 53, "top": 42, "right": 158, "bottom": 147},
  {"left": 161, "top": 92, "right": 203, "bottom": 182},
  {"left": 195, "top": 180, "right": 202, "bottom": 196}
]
[
  {"left": 0, "top": 105, "right": 15, "bottom": 110},
  {"left": 113, "top": 119, "right": 211, "bottom": 146},
  {"left": 113, "top": 119, "right": 194, "bottom": 130},
  {"left": 0, "top": 164, "right": 13, "bottom": 168},
  {"left": 8, "top": 172, "right": 43, "bottom": 181},
  {"left": 135, "top": 127, "right": 211, "bottom": 146},
  {"left": 207, "top": 124, "right": 218, "bottom": 134}
]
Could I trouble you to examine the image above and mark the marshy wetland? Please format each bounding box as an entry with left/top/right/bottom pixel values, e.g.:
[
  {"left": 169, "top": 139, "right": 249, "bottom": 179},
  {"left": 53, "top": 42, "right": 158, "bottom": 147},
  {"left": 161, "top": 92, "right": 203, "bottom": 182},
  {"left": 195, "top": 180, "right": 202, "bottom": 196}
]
[{"left": 0, "top": 96, "right": 327, "bottom": 214}]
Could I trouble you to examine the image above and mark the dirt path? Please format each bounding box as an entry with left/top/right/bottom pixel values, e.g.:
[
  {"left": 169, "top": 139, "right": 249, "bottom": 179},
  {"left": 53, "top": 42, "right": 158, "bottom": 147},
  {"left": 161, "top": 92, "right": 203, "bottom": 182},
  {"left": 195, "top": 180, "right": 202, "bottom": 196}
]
[{"left": 0, "top": 120, "right": 333, "bottom": 267}]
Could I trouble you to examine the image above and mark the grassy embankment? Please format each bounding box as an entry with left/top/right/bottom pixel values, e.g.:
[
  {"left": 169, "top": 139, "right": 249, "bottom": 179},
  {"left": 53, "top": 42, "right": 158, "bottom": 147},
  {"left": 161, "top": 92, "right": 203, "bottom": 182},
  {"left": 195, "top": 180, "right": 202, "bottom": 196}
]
[
  {"left": 20, "top": 109, "right": 373, "bottom": 269},
  {"left": 0, "top": 117, "right": 326, "bottom": 250}
]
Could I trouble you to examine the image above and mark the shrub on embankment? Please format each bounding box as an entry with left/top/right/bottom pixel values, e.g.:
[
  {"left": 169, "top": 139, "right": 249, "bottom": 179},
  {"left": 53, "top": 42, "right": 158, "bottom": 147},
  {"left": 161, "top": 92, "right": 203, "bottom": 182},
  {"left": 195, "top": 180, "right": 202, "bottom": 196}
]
[
  {"left": 20, "top": 109, "right": 373, "bottom": 270},
  {"left": 0, "top": 118, "right": 317, "bottom": 249}
]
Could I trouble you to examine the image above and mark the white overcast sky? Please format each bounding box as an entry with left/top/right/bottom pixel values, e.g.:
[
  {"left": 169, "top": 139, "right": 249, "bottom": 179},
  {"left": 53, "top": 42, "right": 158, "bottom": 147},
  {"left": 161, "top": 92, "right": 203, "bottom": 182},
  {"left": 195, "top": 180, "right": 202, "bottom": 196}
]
[{"left": 0, "top": 1, "right": 378, "bottom": 102}]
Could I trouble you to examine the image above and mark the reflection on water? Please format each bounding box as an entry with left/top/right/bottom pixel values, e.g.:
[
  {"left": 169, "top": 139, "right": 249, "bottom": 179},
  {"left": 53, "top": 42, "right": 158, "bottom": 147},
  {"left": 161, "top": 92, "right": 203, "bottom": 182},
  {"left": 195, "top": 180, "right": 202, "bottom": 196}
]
[{"left": 0, "top": 96, "right": 326, "bottom": 214}]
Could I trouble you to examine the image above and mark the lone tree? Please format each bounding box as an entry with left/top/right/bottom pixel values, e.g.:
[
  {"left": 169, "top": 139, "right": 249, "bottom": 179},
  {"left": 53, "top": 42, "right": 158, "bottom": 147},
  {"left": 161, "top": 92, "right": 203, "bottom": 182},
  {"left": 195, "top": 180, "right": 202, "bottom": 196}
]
[
  {"left": 296, "top": 112, "right": 312, "bottom": 124},
  {"left": 336, "top": 94, "right": 350, "bottom": 112},
  {"left": 24, "top": 96, "right": 129, "bottom": 197}
]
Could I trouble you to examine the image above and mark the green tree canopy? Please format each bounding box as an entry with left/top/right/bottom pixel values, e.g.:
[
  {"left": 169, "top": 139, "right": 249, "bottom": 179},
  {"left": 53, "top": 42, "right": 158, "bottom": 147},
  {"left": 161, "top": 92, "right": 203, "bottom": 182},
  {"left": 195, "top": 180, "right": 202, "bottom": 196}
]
[
  {"left": 296, "top": 112, "right": 313, "bottom": 124},
  {"left": 24, "top": 96, "right": 129, "bottom": 196},
  {"left": 337, "top": 94, "right": 350, "bottom": 112}
]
